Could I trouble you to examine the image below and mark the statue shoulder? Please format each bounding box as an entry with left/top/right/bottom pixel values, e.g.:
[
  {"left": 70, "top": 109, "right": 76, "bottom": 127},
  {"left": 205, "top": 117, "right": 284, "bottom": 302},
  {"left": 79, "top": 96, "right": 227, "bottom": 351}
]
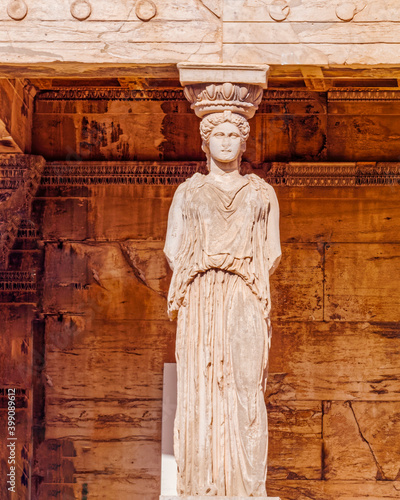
[
  {"left": 246, "top": 173, "right": 275, "bottom": 193},
  {"left": 187, "top": 171, "right": 206, "bottom": 186},
  {"left": 172, "top": 172, "right": 205, "bottom": 203},
  {"left": 179, "top": 172, "right": 206, "bottom": 192}
]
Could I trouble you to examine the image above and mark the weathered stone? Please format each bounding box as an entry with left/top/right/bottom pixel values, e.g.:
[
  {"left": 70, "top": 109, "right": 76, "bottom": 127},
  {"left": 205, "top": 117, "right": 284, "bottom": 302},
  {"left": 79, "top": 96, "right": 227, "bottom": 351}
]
[
  {"left": 268, "top": 321, "right": 400, "bottom": 401},
  {"left": 323, "top": 401, "right": 400, "bottom": 481},
  {"left": 351, "top": 402, "right": 400, "bottom": 481},
  {"left": 0, "top": 79, "right": 36, "bottom": 153},
  {"left": 0, "top": 8, "right": 398, "bottom": 496},
  {"left": 270, "top": 243, "right": 323, "bottom": 321},
  {"left": 323, "top": 401, "right": 378, "bottom": 480},
  {"left": 0, "top": 305, "right": 34, "bottom": 386},
  {"left": 325, "top": 243, "right": 400, "bottom": 322},
  {"left": 224, "top": 0, "right": 400, "bottom": 23},
  {"left": 268, "top": 402, "right": 322, "bottom": 480},
  {"left": 0, "top": 409, "right": 30, "bottom": 499},
  {"left": 43, "top": 242, "right": 169, "bottom": 319},
  {"left": 276, "top": 186, "right": 400, "bottom": 244},
  {"left": 267, "top": 479, "right": 400, "bottom": 500},
  {"left": 0, "top": 0, "right": 399, "bottom": 68}
]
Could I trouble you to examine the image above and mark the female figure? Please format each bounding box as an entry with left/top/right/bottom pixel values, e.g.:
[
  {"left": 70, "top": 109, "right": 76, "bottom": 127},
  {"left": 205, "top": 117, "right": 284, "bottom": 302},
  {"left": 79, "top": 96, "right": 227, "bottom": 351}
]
[{"left": 164, "top": 110, "right": 281, "bottom": 497}]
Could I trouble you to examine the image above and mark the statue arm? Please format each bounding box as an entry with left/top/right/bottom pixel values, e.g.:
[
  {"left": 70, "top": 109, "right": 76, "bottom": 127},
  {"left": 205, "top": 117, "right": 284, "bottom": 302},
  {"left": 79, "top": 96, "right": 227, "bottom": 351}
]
[
  {"left": 164, "top": 182, "right": 187, "bottom": 271},
  {"left": 266, "top": 184, "right": 281, "bottom": 275}
]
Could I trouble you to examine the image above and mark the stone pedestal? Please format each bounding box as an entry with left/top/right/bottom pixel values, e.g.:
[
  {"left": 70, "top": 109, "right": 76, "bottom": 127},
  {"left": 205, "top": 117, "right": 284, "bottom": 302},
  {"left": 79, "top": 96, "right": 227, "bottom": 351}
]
[{"left": 160, "top": 497, "right": 281, "bottom": 500}]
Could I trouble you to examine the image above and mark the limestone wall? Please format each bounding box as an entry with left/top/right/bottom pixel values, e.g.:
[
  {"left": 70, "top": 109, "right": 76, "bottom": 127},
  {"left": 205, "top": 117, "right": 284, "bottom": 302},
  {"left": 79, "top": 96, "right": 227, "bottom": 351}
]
[
  {"left": 32, "top": 178, "right": 400, "bottom": 499},
  {"left": 0, "top": 88, "right": 395, "bottom": 499},
  {"left": 1, "top": 1, "right": 400, "bottom": 497}
]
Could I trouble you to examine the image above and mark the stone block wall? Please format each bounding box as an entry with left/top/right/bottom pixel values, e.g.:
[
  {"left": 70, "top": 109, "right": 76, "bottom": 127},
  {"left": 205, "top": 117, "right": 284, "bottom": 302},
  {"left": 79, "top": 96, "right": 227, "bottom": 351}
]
[
  {"left": 1, "top": 88, "right": 400, "bottom": 499},
  {"left": 34, "top": 175, "right": 400, "bottom": 500}
]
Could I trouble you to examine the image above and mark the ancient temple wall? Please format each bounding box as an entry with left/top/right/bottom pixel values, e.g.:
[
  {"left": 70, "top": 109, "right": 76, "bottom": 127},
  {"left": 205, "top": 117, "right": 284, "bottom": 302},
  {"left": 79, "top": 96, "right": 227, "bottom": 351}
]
[
  {"left": 0, "top": 1, "right": 399, "bottom": 498},
  {"left": 1, "top": 90, "right": 391, "bottom": 499},
  {"left": 32, "top": 89, "right": 400, "bottom": 162},
  {"left": 32, "top": 178, "right": 400, "bottom": 499}
]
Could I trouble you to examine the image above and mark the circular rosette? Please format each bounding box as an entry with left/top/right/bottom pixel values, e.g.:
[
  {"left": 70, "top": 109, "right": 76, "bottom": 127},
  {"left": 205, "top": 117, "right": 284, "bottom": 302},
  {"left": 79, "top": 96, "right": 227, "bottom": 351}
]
[
  {"left": 70, "top": 0, "right": 92, "bottom": 21},
  {"left": 7, "top": 0, "right": 28, "bottom": 21}
]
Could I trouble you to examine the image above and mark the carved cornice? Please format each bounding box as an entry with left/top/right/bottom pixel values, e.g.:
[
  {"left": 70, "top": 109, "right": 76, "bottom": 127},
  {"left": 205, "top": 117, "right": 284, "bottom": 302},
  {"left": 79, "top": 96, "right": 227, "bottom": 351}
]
[
  {"left": 263, "top": 90, "right": 321, "bottom": 102},
  {"left": 43, "top": 161, "right": 208, "bottom": 186},
  {"left": 37, "top": 88, "right": 316, "bottom": 103},
  {"left": 265, "top": 163, "right": 356, "bottom": 186},
  {"left": 356, "top": 163, "right": 400, "bottom": 185},
  {"left": 37, "top": 88, "right": 186, "bottom": 101},
  {"left": 328, "top": 90, "right": 400, "bottom": 101},
  {"left": 264, "top": 162, "right": 400, "bottom": 186},
  {"left": 40, "top": 161, "right": 400, "bottom": 188},
  {"left": 36, "top": 87, "right": 400, "bottom": 105}
]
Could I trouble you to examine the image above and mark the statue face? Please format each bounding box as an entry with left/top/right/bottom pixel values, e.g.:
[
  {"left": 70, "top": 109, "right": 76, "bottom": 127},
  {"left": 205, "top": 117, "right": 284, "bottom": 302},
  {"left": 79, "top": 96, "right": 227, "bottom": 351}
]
[{"left": 208, "top": 122, "right": 242, "bottom": 163}]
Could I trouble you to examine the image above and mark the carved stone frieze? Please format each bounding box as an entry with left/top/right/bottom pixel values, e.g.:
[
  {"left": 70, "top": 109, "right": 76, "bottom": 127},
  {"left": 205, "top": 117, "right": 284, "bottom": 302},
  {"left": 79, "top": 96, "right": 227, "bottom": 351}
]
[
  {"left": 17, "top": 220, "right": 39, "bottom": 239},
  {"left": 37, "top": 88, "right": 316, "bottom": 103},
  {"left": 36, "top": 88, "right": 186, "bottom": 101},
  {"left": 355, "top": 163, "right": 400, "bottom": 185},
  {"left": 258, "top": 90, "right": 327, "bottom": 112},
  {"left": 35, "top": 87, "right": 400, "bottom": 106},
  {"left": 42, "top": 161, "right": 208, "bottom": 186},
  {"left": 40, "top": 161, "right": 400, "bottom": 187},
  {"left": 328, "top": 90, "right": 400, "bottom": 101},
  {"left": 263, "top": 90, "right": 323, "bottom": 102},
  {"left": 266, "top": 163, "right": 357, "bottom": 187},
  {"left": 0, "top": 155, "right": 45, "bottom": 269},
  {"left": 265, "top": 162, "right": 400, "bottom": 186}
]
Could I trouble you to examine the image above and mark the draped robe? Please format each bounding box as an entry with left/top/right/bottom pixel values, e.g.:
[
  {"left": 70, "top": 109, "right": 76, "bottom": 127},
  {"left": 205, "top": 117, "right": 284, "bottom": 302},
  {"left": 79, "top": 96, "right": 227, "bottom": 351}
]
[{"left": 164, "top": 171, "right": 281, "bottom": 497}]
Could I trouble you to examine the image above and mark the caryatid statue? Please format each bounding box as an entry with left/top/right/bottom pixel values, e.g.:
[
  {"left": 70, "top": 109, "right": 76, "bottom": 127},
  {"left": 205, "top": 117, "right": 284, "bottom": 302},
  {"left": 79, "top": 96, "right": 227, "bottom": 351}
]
[{"left": 164, "top": 77, "right": 281, "bottom": 497}]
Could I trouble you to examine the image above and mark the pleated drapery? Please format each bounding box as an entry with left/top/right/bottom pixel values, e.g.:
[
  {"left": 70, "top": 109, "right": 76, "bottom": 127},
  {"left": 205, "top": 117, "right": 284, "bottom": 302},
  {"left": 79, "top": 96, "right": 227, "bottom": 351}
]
[{"left": 164, "top": 172, "right": 281, "bottom": 496}]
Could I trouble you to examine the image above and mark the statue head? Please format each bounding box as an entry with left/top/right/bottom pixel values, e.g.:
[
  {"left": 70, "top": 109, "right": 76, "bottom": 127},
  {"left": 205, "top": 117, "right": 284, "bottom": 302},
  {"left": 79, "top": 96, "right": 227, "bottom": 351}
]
[{"left": 200, "top": 111, "right": 250, "bottom": 170}]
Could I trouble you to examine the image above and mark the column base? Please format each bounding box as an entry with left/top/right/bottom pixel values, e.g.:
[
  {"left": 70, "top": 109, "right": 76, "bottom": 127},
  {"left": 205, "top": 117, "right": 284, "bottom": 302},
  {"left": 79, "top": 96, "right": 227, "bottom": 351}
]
[{"left": 160, "top": 497, "right": 281, "bottom": 499}]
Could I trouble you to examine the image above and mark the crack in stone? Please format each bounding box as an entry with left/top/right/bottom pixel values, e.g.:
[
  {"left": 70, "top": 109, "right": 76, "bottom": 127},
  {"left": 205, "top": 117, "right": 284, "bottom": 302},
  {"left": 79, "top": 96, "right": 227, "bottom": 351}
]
[
  {"left": 119, "top": 242, "right": 166, "bottom": 299},
  {"left": 97, "top": 1, "right": 135, "bottom": 53},
  {"left": 119, "top": 242, "right": 149, "bottom": 288},
  {"left": 199, "top": 0, "right": 222, "bottom": 19},
  {"left": 348, "top": 401, "right": 387, "bottom": 481}
]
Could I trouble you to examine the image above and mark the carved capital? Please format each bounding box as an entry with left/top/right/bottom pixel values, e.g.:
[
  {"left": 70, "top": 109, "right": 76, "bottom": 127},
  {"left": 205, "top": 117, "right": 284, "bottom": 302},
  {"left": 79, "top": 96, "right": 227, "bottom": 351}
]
[{"left": 178, "top": 63, "right": 269, "bottom": 119}]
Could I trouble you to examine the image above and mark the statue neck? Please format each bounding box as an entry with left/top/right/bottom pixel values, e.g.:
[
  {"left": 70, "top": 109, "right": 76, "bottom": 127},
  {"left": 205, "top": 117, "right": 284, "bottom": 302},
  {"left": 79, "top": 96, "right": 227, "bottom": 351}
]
[{"left": 209, "top": 157, "right": 241, "bottom": 176}]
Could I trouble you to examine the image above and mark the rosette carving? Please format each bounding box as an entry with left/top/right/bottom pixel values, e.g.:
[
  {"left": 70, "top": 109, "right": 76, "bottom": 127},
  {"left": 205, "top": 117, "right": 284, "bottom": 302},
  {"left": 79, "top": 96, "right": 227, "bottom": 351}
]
[
  {"left": 183, "top": 82, "right": 263, "bottom": 119},
  {"left": 7, "top": 0, "right": 28, "bottom": 20}
]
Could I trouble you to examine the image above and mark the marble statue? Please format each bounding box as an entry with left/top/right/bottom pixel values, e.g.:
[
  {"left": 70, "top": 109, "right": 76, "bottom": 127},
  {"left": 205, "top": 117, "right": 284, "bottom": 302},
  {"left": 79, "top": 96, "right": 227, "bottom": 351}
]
[{"left": 164, "top": 83, "right": 281, "bottom": 497}]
